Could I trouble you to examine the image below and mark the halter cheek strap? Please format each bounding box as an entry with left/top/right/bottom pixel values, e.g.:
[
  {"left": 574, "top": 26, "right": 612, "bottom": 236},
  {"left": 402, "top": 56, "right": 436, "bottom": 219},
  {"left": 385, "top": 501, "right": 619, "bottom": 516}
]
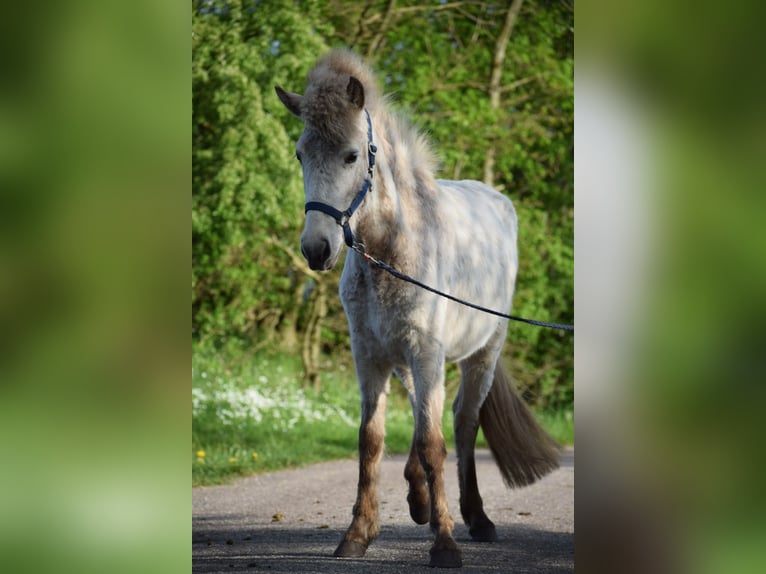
[{"left": 304, "top": 109, "right": 377, "bottom": 247}]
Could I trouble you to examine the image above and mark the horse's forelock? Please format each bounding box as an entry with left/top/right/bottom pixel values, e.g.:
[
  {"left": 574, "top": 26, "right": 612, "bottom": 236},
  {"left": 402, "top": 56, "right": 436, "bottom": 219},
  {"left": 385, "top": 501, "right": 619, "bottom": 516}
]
[
  {"left": 301, "top": 49, "right": 380, "bottom": 141},
  {"left": 301, "top": 84, "right": 358, "bottom": 142}
]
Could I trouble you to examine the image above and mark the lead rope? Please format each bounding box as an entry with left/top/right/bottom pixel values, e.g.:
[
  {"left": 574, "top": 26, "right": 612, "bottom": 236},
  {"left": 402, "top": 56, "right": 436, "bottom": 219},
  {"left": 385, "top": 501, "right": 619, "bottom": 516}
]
[{"left": 350, "top": 242, "right": 575, "bottom": 332}]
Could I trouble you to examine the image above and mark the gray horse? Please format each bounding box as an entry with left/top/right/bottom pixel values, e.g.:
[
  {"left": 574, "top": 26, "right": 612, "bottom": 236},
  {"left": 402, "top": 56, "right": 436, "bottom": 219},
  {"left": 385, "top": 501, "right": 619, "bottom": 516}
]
[{"left": 276, "top": 49, "right": 559, "bottom": 568}]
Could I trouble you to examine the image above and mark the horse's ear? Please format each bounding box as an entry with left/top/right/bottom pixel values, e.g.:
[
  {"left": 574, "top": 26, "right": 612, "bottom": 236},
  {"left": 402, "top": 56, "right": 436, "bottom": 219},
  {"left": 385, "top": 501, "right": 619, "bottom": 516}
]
[
  {"left": 346, "top": 76, "right": 365, "bottom": 109},
  {"left": 275, "top": 86, "right": 303, "bottom": 118}
]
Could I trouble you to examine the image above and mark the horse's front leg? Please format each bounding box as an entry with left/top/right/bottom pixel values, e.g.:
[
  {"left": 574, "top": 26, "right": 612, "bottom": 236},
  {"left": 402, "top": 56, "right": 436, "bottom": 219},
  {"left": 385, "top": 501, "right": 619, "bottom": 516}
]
[
  {"left": 334, "top": 362, "right": 391, "bottom": 558},
  {"left": 412, "top": 358, "right": 463, "bottom": 568}
]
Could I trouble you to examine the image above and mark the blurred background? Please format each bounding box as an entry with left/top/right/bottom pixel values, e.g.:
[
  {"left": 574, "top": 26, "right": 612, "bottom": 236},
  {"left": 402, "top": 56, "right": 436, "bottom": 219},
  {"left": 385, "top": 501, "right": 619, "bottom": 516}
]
[
  {"left": 576, "top": 1, "right": 766, "bottom": 572},
  {"left": 0, "top": 0, "right": 189, "bottom": 573},
  {"left": 0, "top": 0, "right": 764, "bottom": 573}
]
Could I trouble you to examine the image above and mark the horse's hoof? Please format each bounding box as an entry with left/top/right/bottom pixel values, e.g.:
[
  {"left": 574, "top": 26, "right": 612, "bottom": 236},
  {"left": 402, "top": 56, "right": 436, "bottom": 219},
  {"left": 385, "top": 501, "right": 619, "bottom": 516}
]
[
  {"left": 469, "top": 522, "right": 497, "bottom": 542},
  {"left": 408, "top": 491, "right": 431, "bottom": 525},
  {"left": 408, "top": 502, "right": 431, "bottom": 525},
  {"left": 429, "top": 546, "right": 463, "bottom": 568},
  {"left": 334, "top": 539, "right": 368, "bottom": 558}
]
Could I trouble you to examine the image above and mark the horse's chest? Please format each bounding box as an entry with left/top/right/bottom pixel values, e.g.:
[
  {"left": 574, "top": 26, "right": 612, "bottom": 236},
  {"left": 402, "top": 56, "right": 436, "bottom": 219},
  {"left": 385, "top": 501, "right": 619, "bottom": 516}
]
[{"left": 339, "top": 262, "right": 416, "bottom": 344}]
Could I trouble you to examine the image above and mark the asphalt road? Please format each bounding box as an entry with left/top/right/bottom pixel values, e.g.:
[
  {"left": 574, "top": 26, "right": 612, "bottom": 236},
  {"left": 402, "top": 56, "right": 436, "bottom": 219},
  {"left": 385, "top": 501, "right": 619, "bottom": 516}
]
[{"left": 193, "top": 448, "right": 574, "bottom": 573}]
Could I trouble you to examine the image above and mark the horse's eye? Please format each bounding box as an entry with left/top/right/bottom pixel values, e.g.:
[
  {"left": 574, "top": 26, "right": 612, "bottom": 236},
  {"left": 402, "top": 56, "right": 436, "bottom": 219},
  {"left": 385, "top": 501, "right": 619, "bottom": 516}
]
[{"left": 344, "top": 152, "right": 358, "bottom": 165}]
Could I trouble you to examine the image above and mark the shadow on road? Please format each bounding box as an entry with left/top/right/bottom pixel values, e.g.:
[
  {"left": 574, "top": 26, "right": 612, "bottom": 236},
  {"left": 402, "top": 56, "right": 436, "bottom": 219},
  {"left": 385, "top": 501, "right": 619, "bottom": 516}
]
[
  {"left": 193, "top": 522, "right": 573, "bottom": 573},
  {"left": 193, "top": 448, "right": 573, "bottom": 573}
]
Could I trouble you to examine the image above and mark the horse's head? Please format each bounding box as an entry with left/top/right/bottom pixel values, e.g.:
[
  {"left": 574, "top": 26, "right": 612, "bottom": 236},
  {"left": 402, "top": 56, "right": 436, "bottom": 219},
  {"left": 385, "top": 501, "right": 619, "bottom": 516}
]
[{"left": 275, "top": 75, "right": 372, "bottom": 271}]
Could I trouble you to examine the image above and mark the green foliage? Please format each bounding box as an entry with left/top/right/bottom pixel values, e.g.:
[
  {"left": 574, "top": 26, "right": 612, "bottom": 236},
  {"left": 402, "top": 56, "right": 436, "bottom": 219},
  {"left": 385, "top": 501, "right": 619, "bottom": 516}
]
[
  {"left": 191, "top": 343, "right": 421, "bottom": 485},
  {"left": 192, "top": 0, "right": 328, "bottom": 342},
  {"left": 192, "top": 1, "right": 573, "bottom": 410},
  {"left": 512, "top": 203, "right": 574, "bottom": 408},
  {"left": 192, "top": 353, "right": 361, "bottom": 484}
]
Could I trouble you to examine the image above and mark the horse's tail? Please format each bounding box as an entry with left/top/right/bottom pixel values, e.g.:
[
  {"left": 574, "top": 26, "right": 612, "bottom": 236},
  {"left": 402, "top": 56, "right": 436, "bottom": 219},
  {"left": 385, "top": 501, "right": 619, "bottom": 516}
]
[{"left": 479, "top": 361, "right": 561, "bottom": 488}]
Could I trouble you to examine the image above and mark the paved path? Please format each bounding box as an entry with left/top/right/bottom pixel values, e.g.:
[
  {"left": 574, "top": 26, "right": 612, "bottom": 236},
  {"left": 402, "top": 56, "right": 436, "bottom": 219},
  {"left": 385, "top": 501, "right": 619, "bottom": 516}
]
[{"left": 193, "top": 448, "right": 573, "bottom": 573}]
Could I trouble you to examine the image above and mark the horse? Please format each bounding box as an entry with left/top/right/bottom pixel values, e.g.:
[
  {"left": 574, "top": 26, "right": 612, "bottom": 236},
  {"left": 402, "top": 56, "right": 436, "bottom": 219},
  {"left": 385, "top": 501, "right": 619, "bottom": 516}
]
[{"left": 275, "top": 49, "right": 560, "bottom": 569}]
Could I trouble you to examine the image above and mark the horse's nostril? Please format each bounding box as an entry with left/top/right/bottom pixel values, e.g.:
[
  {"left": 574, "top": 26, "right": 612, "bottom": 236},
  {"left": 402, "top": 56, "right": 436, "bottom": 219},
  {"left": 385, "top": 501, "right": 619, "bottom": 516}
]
[{"left": 322, "top": 239, "right": 331, "bottom": 262}]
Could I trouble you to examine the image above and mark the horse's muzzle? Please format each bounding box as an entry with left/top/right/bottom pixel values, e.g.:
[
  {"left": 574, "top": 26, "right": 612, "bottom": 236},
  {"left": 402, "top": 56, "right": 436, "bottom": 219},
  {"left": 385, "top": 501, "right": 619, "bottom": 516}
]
[{"left": 302, "top": 237, "right": 335, "bottom": 271}]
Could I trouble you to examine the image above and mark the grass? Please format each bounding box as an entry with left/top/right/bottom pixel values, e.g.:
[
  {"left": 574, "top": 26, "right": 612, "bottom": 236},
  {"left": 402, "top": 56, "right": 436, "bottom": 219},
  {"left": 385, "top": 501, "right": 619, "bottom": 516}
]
[{"left": 192, "top": 343, "right": 573, "bottom": 486}]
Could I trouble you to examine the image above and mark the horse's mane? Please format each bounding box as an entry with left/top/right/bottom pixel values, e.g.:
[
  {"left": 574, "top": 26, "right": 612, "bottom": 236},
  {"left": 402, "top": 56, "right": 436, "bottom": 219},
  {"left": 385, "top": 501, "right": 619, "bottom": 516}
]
[{"left": 302, "top": 49, "right": 439, "bottom": 180}]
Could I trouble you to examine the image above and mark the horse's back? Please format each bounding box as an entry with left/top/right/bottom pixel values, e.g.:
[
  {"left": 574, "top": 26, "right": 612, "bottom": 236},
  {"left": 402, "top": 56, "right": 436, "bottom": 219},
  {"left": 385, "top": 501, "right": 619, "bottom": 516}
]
[
  {"left": 435, "top": 179, "right": 517, "bottom": 234},
  {"left": 435, "top": 178, "right": 517, "bottom": 265}
]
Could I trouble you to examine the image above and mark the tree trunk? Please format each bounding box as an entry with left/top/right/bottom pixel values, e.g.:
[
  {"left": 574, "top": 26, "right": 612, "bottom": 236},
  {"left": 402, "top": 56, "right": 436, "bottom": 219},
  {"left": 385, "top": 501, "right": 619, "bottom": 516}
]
[
  {"left": 278, "top": 279, "right": 303, "bottom": 351},
  {"left": 301, "top": 279, "right": 326, "bottom": 392},
  {"left": 267, "top": 237, "right": 326, "bottom": 391},
  {"left": 366, "top": 0, "right": 397, "bottom": 58},
  {"left": 483, "top": 0, "right": 525, "bottom": 187}
]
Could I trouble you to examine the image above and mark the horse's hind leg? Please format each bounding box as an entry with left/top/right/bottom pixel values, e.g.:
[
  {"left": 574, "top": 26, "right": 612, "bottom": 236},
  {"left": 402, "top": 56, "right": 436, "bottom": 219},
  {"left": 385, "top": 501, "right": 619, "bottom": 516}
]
[
  {"left": 334, "top": 360, "right": 391, "bottom": 558},
  {"left": 405, "top": 436, "right": 431, "bottom": 524},
  {"left": 454, "top": 344, "right": 503, "bottom": 542},
  {"left": 397, "top": 367, "right": 431, "bottom": 525}
]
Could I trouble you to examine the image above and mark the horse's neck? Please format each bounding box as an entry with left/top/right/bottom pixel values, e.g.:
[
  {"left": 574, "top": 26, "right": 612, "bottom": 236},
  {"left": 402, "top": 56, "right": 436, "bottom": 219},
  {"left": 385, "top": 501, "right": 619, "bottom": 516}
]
[
  {"left": 355, "top": 121, "right": 432, "bottom": 258},
  {"left": 355, "top": 153, "right": 405, "bottom": 256}
]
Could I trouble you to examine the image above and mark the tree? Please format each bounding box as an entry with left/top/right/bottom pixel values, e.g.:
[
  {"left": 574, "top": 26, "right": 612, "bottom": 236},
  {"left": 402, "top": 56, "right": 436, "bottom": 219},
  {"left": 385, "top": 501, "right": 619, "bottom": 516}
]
[{"left": 192, "top": 0, "right": 328, "bottom": 348}]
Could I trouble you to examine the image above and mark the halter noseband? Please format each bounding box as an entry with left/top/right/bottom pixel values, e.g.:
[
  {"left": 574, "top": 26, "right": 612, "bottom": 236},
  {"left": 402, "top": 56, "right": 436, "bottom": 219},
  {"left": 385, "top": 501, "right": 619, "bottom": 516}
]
[{"left": 304, "top": 109, "right": 377, "bottom": 247}]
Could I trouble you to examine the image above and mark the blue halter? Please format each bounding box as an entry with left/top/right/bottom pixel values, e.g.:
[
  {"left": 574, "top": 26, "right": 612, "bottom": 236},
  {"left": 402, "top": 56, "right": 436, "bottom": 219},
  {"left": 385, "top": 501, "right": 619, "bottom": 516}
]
[{"left": 304, "top": 109, "right": 377, "bottom": 247}]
